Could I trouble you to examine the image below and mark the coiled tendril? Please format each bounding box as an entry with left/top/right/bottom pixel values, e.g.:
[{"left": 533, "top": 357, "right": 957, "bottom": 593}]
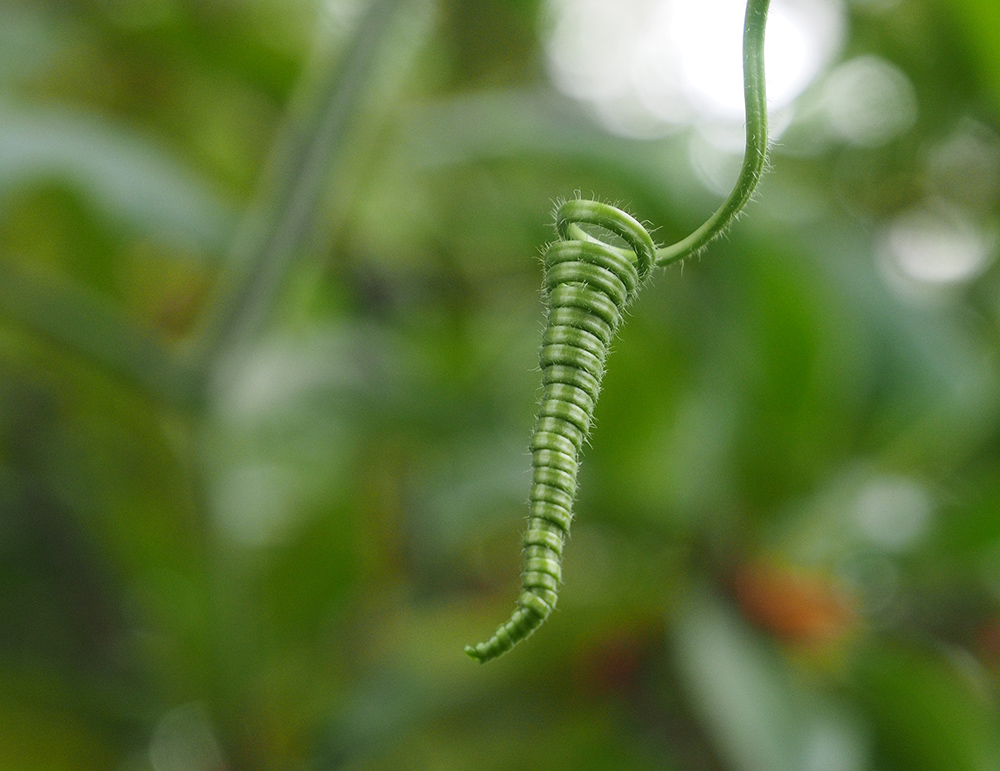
[
  {"left": 465, "top": 0, "right": 771, "bottom": 663},
  {"left": 464, "top": 200, "right": 655, "bottom": 663}
]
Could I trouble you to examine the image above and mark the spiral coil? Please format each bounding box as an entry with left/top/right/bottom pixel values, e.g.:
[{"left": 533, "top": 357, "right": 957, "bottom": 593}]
[
  {"left": 465, "top": 199, "right": 656, "bottom": 663},
  {"left": 464, "top": 0, "right": 771, "bottom": 664}
]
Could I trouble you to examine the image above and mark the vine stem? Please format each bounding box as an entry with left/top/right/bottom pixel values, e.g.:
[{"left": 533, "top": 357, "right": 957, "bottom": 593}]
[{"left": 655, "top": 0, "right": 770, "bottom": 266}]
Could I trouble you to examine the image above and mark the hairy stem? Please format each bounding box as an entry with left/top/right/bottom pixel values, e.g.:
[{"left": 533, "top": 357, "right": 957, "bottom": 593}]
[{"left": 655, "top": 0, "right": 770, "bottom": 266}]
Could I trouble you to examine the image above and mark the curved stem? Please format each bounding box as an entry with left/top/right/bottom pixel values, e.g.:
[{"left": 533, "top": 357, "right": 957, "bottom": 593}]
[{"left": 654, "top": 0, "right": 770, "bottom": 266}]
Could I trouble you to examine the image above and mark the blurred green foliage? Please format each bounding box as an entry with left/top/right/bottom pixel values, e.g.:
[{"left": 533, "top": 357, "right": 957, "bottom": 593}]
[{"left": 3, "top": 0, "right": 1000, "bottom": 769}]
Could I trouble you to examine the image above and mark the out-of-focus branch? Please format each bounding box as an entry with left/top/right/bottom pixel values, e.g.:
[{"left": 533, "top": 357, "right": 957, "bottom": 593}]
[{"left": 188, "top": 0, "right": 408, "bottom": 384}]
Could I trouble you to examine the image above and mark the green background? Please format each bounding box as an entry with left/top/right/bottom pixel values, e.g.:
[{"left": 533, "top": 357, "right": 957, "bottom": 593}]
[{"left": 3, "top": 0, "right": 1000, "bottom": 769}]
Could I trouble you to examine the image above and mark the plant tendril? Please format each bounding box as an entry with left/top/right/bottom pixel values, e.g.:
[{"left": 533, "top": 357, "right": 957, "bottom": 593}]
[
  {"left": 466, "top": 0, "right": 770, "bottom": 663},
  {"left": 657, "top": 0, "right": 770, "bottom": 266}
]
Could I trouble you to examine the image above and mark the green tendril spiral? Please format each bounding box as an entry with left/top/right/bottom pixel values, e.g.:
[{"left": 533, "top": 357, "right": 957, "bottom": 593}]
[
  {"left": 465, "top": 0, "right": 770, "bottom": 663},
  {"left": 464, "top": 200, "right": 655, "bottom": 664}
]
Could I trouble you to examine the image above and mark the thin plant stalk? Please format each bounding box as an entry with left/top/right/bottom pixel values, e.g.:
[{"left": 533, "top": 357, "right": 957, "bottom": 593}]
[
  {"left": 655, "top": 0, "right": 770, "bottom": 266},
  {"left": 188, "top": 0, "right": 406, "bottom": 381}
]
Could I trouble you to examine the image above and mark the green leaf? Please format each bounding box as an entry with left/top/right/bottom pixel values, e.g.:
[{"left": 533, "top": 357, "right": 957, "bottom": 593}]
[
  {"left": 943, "top": 0, "right": 1000, "bottom": 109},
  {"left": 854, "top": 642, "right": 1000, "bottom": 771},
  {"left": 0, "top": 104, "right": 234, "bottom": 251},
  {"left": 672, "top": 588, "right": 806, "bottom": 771}
]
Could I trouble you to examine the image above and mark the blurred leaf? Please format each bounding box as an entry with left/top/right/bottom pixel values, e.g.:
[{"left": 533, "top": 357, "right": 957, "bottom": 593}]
[
  {"left": 0, "top": 697, "right": 115, "bottom": 770},
  {"left": 0, "top": 261, "right": 195, "bottom": 405},
  {"left": 404, "top": 88, "right": 715, "bottom": 227},
  {"left": 0, "top": 3, "right": 69, "bottom": 83},
  {"left": 854, "top": 642, "right": 1000, "bottom": 771},
  {"left": 0, "top": 103, "right": 235, "bottom": 251},
  {"left": 672, "top": 588, "right": 807, "bottom": 771},
  {"left": 943, "top": 0, "right": 1000, "bottom": 110}
]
